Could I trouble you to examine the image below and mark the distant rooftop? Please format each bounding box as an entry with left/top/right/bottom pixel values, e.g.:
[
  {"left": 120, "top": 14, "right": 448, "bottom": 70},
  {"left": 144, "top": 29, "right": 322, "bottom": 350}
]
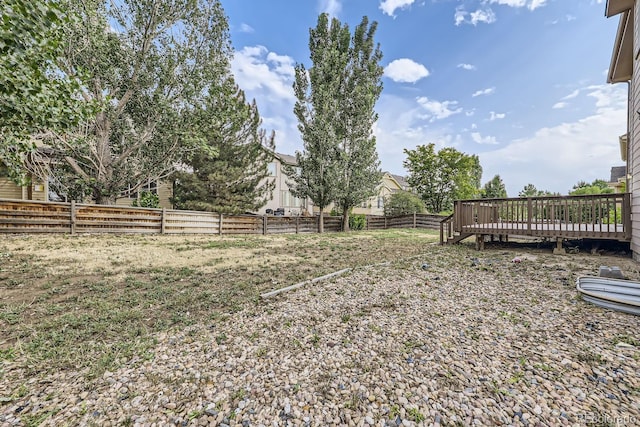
[{"left": 610, "top": 165, "right": 626, "bottom": 182}]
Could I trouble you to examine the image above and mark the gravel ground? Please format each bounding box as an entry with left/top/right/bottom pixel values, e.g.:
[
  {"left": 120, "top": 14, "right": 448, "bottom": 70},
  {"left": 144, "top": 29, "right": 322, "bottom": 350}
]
[{"left": 2, "top": 245, "right": 640, "bottom": 426}]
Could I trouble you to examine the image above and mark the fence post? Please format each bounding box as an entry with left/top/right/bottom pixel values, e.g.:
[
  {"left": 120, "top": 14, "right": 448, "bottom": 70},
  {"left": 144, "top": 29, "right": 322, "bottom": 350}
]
[
  {"left": 263, "top": 215, "right": 268, "bottom": 235},
  {"left": 219, "top": 212, "right": 223, "bottom": 235},
  {"left": 413, "top": 213, "right": 416, "bottom": 228},
  {"left": 70, "top": 200, "right": 76, "bottom": 235},
  {"left": 161, "top": 208, "right": 166, "bottom": 234},
  {"left": 384, "top": 216, "right": 387, "bottom": 230},
  {"left": 295, "top": 216, "right": 299, "bottom": 234}
]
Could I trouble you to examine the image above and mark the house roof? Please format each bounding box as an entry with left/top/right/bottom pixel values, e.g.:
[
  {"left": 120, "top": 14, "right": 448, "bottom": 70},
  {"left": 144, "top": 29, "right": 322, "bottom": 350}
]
[
  {"left": 610, "top": 165, "right": 627, "bottom": 182},
  {"left": 607, "top": 10, "right": 633, "bottom": 83},
  {"left": 274, "top": 152, "right": 297, "bottom": 165},
  {"left": 391, "top": 174, "right": 409, "bottom": 188},
  {"left": 606, "top": 0, "right": 633, "bottom": 17}
]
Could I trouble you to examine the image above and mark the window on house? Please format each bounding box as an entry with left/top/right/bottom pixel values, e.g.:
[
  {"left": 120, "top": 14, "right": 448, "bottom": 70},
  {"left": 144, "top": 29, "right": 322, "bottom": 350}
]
[
  {"left": 377, "top": 197, "right": 384, "bottom": 209},
  {"left": 268, "top": 162, "right": 277, "bottom": 176},
  {"left": 121, "top": 180, "right": 158, "bottom": 198}
]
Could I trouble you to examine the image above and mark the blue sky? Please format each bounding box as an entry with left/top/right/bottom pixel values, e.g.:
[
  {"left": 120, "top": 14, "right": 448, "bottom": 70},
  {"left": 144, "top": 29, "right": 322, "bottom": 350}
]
[{"left": 223, "top": 0, "right": 624, "bottom": 196}]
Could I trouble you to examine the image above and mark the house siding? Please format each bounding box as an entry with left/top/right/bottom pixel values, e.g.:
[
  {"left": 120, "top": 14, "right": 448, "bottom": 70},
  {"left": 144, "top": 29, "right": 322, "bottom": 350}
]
[
  {"left": 0, "top": 177, "right": 48, "bottom": 201},
  {"left": 632, "top": 1, "right": 640, "bottom": 258}
]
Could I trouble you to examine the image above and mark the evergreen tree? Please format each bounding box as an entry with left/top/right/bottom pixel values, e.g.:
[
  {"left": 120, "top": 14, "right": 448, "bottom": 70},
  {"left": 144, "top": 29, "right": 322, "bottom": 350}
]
[
  {"left": 172, "top": 79, "right": 275, "bottom": 214},
  {"left": 481, "top": 175, "right": 507, "bottom": 199},
  {"left": 288, "top": 14, "right": 383, "bottom": 232}
]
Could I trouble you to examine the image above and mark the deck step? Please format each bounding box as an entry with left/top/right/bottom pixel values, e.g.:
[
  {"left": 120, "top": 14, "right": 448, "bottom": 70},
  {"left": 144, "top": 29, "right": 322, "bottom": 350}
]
[{"left": 446, "top": 232, "right": 473, "bottom": 244}]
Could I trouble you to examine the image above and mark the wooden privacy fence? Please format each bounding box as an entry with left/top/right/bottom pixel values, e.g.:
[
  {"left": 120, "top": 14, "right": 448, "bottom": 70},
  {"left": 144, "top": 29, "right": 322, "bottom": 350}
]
[{"left": 0, "top": 199, "right": 444, "bottom": 235}]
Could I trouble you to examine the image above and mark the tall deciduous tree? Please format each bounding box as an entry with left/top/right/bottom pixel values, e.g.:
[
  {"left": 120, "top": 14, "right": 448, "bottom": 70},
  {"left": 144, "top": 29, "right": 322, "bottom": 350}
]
[
  {"left": 0, "top": 0, "right": 86, "bottom": 182},
  {"left": 38, "top": 0, "right": 233, "bottom": 204},
  {"left": 288, "top": 14, "right": 383, "bottom": 232},
  {"left": 403, "top": 143, "right": 482, "bottom": 213},
  {"left": 569, "top": 179, "right": 613, "bottom": 196},
  {"left": 481, "top": 175, "right": 507, "bottom": 199},
  {"left": 518, "top": 183, "right": 557, "bottom": 197},
  {"left": 172, "top": 79, "right": 275, "bottom": 213}
]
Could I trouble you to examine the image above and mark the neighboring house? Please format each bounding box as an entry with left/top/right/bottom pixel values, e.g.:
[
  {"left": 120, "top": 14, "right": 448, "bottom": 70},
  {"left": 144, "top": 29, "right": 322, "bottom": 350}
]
[
  {"left": 606, "top": 0, "right": 639, "bottom": 258},
  {"left": 1, "top": 158, "right": 173, "bottom": 208},
  {"left": 352, "top": 172, "right": 404, "bottom": 216},
  {"left": 391, "top": 174, "right": 411, "bottom": 192},
  {"left": 608, "top": 165, "right": 627, "bottom": 193},
  {"left": 256, "top": 152, "right": 314, "bottom": 216},
  {"left": 0, "top": 164, "right": 48, "bottom": 201},
  {"left": 114, "top": 180, "right": 173, "bottom": 209}
]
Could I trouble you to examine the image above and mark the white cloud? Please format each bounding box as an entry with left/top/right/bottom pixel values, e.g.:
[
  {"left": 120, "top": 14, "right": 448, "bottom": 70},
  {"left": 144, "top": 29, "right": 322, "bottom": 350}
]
[
  {"left": 487, "top": 0, "right": 547, "bottom": 10},
  {"left": 318, "top": 0, "right": 342, "bottom": 16},
  {"left": 466, "top": 110, "right": 476, "bottom": 117},
  {"left": 489, "top": 111, "right": 506, "bottom": 120},
  {"left": 472, "top": 87, "right": 496, "bottom": 97},
  {"left": 471, "top": 8, "right": 497, "bottom": 25},
  {"left": 373, "top": 95, "right": 464, "bottom": 176},
  {"left": 552, "top": 102, "right": 568, "bottom": 109},
  {"left": 232, "top": 46, "right": 296, "bottom": 102},
  {"left": 480, "top": 84, "right": 626, "bottom": 196},
  {"left": 416, "top": 96, "right": 463, "bottom": 121},
  {"left": 384, "top": 58, "right": 430, "bottom": 83},
  {"left": 231, "top": 45, "right": 299, "bottom": 153},
  {"left": 239, "top": 23, "right": 254, "bottom": 33},
  {"left": 458, "top": 63, "right": 477, "bottom": 71},
  {"left": 380, "top": 0, "right": 416, "bottom": 17},
  {"left": 456, "top": 7, "right": 496, "bottom": 26},
  {"left": 471, "top": 123, "right": 478, "bottom": 129},
  {"left": 562, "top": 89, "right": 580, "bottom": 100},
  {"left": 566, "top": 14, "right": 577, "bottom": 21},
  {"left": 471, "top": 132, "right": 499, "bottom": 145}
]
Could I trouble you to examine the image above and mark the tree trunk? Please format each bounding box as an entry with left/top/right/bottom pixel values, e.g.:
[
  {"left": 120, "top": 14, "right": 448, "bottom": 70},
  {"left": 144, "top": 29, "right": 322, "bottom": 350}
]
[
  {"left": 318, "top": 208, "right": 324, "bottom": 233},
  {"left": 342, "top": 206, "right": 350, "bottom": 232}
]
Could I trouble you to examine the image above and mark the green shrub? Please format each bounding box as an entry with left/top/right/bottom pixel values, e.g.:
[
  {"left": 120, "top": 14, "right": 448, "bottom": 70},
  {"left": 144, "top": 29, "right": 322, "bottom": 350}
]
[
  {"left": 349, "top": 214, "right": 366, "bottom": 230},
  {"left": 383, "top": 191, "right": 425, "bottom": 216},
  {"left": 133, "top": 191, "right": 160, "bottom": 208}
]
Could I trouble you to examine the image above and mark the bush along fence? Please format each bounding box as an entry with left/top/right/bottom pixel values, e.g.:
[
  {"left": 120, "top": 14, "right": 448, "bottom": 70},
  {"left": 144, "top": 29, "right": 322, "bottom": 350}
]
[{"left": 0, "top": 199, "right": 445, "bottom": 235}]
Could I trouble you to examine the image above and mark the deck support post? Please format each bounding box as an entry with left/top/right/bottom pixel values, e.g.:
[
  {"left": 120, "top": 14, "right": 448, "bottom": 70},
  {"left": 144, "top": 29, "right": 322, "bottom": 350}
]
[
  {"left": 553, "top": 237, "right": 566, "bottom": 255},
  {"left": 475, "top": 234, "right": 485, "bottom": 251}
]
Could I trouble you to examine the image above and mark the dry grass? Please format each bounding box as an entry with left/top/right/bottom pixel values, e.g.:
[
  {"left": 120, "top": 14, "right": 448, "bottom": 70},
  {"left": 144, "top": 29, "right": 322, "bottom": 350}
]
[{"left": 0, "top": 229, "right": 439, "bottom": 377}]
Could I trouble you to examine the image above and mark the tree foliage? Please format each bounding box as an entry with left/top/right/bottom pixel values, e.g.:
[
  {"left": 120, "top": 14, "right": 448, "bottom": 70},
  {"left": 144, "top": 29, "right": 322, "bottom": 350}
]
[
  {"left": 569, "top": 179, "right": 614, "bottom": 196},
  {"left": 518, "top": 183, "right": 555, "bottom": 197},
  {"left": 288, "top": 13, "right": 383, "bottom": 232},
  {"left": 403, "top": 143, "right": 481, "bottom": 213},
  {"left": 383, "top": 191, "right": 425, "bottom": 216},
  {"left": 30, "top": 0, "right": 233, "bottom": 204},
  {"left": 0, "top": 0, "right": 87, "bottom": 182},
  {"left": 480, "top": 174, "right": 507, "bottom": 199},
  {"left": 172, "top": 80, "right": 275, "bottom": 214}
]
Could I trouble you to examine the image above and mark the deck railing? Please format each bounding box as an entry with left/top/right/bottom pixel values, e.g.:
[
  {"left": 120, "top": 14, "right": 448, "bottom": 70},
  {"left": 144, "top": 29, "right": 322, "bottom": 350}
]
[{"left": 451, "top": 193, "right": 631, "bottom": 241}]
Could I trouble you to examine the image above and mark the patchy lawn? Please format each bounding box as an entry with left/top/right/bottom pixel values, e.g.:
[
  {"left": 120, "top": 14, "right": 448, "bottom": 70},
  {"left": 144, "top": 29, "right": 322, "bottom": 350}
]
[{"left": 0, "top": 230, "right": 438, "bottom": 376}]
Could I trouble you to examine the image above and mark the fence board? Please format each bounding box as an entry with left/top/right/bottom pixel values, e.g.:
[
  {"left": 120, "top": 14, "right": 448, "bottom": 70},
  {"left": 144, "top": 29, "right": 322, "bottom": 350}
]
[{"left": 0, "top": 199, "right": 445, "bottom": 236}]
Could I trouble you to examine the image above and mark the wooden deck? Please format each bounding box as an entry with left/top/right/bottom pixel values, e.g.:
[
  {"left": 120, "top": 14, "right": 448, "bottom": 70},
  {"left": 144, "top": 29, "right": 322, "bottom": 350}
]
[{"left": 440, "top": 193, "right": 631, "bottom": 246}]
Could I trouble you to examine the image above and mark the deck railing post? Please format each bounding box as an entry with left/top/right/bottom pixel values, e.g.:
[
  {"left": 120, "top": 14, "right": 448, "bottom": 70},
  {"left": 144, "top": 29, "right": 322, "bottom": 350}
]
[
  {"left": 527, "top": 198, "right": 532, "bottom": 232},
  {"left": 624, "top": 193, "right": 632, "bottom": 239}
]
